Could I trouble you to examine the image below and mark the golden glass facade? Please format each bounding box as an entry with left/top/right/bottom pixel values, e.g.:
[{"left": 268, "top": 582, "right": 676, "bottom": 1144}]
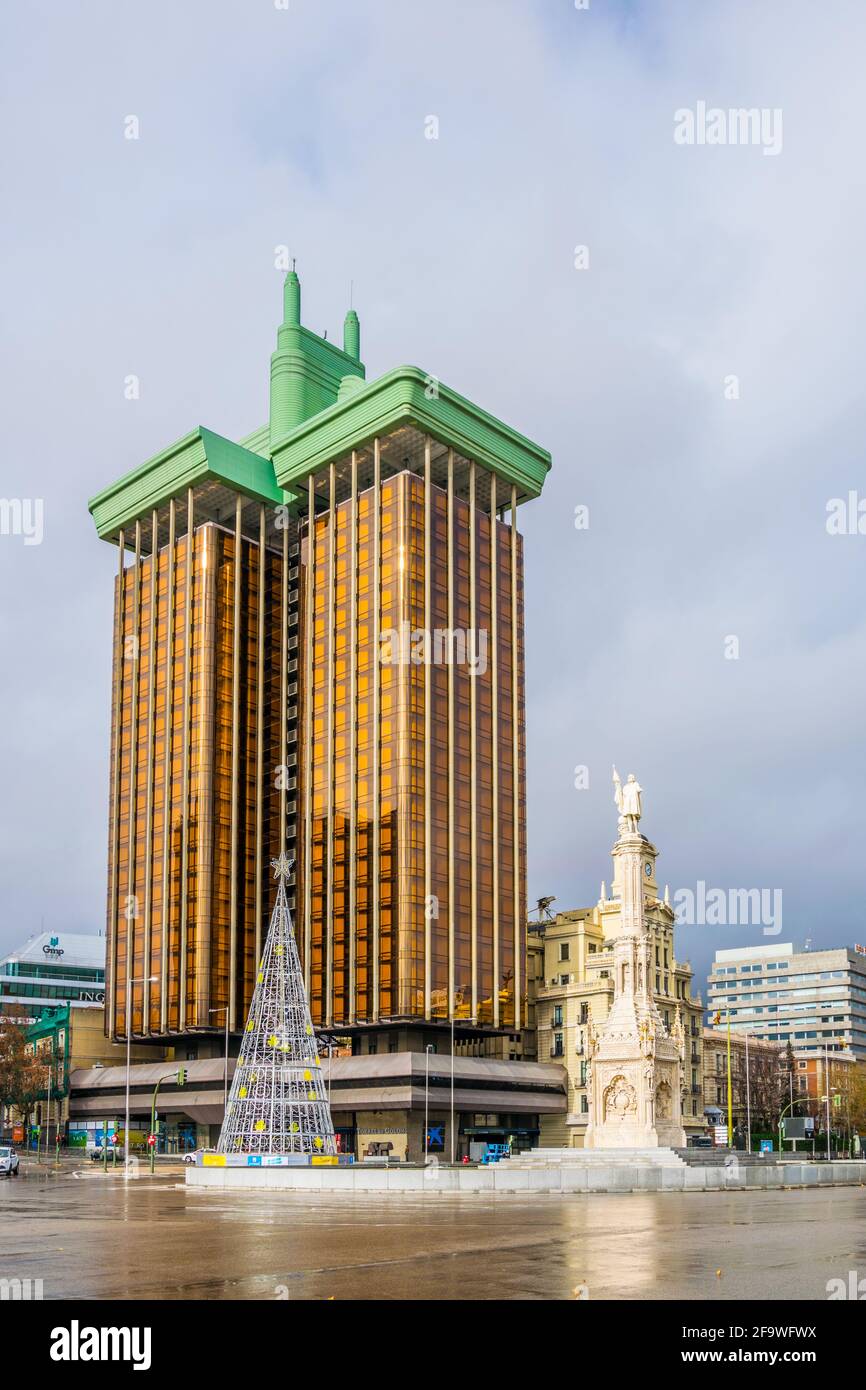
[
  {"left": 107, "top": 514, "right": 286, "bottom": 1040},
  {"left": 105, "top": 433, "right": 527, "bottom": 1044},
  {"left": 297, "top": 443, "right": 527, "bottom": 1032}
]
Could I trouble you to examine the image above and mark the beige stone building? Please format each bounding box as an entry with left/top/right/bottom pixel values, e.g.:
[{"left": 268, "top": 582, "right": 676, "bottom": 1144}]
[
  {"left": 702, "top": 1027, "right": 782, "bottom": 1136},
  {"left": 527, "top": 824, "right": 704, "bottom": 1146}
]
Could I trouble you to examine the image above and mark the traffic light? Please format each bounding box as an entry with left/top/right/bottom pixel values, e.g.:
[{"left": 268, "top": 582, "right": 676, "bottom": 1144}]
[
  {"left": 147, "top": 1134, "right": 156, "bottom": 1147},
  {"left": 176, "top": 1067, "right": 187, "bottom": 1087},
  {"left": 713, "top": 1011, "right": 722, "bottom": 1026}
]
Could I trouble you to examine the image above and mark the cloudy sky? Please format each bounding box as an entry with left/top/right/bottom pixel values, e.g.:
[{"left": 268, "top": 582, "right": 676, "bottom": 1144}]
[{"left": 2, "top": 0, "right": 864, "bottom": 989}]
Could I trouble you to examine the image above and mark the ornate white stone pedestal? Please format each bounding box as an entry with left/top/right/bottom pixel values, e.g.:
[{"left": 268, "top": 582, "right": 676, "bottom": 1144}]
[{"left": 584, "top": 791, "right": 686, "bottom": 1150}]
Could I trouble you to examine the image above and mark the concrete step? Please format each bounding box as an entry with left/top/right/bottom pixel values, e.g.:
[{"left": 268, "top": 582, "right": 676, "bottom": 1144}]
[{"left": 515, "top": 1146, "right": 686, "bottom": 1168}]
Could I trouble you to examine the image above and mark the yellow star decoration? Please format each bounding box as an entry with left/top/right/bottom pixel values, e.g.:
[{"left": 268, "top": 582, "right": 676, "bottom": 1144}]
[
  {"left": 268, "top": 1034, "right": 278, "bottom": 1047},
  {"left": 255, "top": 1120, "right": 266, "bottom": 1132},
  {"left": 239, "top": 1087, "right": 247, "bottom": 1099}
]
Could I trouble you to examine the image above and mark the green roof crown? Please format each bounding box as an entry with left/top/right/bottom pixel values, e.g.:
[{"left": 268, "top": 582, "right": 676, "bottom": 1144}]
[{"left": 269, "top": 267, "right": 365, "bottom": 446}]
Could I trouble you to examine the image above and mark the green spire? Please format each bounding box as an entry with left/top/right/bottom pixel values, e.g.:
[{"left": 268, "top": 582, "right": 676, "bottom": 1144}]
[
  {"left": 283, "top": 265, "right": 301, "bottom": 325},
  {"left": 269, "top": 266, "right": 366, "bottom": 448},
  {"left": 343, "top": 307, "right": 360, "bottom": 361}
]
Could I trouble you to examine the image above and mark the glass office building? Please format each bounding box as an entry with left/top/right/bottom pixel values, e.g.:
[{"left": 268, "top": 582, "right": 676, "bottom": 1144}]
[
  {"left": 707, "top": 942, "right": 866, "bottom": 1057},
  {"left": 90, "top": 270, "right": 550, "bottom": 1048},
  {"left": 0, "top": 932, "right": 106, "bottom": 1017}
]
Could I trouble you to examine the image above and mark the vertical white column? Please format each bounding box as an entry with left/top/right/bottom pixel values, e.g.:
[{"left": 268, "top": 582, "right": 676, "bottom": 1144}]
[
  {"left": 510, "top": 486, "right": 521, "bottom": 1030},
  {"left": 447, "top": 449, "right": 455, "bottom": 1019},
  {"left": 372, "top": 439, "right": 381, "bottom": 1022},
  {"left": 325, "top": 460, "right": 336, "bottom": 1026},
  {"left": 254, "top": 504, "right": 266, "bottom": 967},
  {"left": 179, "top": 490, "right": 194, "bottom": 1033},
  {"left": 109, "top": 527, "right": 126, "bottom": 1037},
  {"left": 159, "top": 500, "right": 175, "bottom": 1034},
  {"left": 469, "top": 460, "right": 478, "bottom": 1020},
  {"left": 489, "top": 474, "right": 499, "bottom": 1028},
  {"left": 126, "top": 519, "right": 142, "bottom": 1041},
  {"left": 348, "top": 452, "right": 358, "bottom": 1023},
  {"left": 229, "top": 494, "right": 243, "bottom": 1031},
  {"left": 423, "top": 439, "right": 432, "bottom": 1021},
  {"left": 142, "top": 509, "right": 158, "bottom": 1030},
  {"left": 303, "top": 477, "right": 315, "bottom": 991}
]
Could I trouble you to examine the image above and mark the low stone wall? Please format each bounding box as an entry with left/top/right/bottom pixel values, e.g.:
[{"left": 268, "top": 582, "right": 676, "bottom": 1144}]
[{"left": 185, "top": 1159, "right": 866, "bottom": 1195}]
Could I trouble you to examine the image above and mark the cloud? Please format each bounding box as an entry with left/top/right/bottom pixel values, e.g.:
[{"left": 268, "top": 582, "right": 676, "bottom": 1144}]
[{"left": 2, "top": 0, "right": 865, "bottom": 991}]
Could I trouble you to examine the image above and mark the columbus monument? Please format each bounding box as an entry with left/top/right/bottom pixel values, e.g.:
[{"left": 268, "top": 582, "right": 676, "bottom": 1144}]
[{"left": 583, "top": 769, "right": 686, "bottom": 1149}]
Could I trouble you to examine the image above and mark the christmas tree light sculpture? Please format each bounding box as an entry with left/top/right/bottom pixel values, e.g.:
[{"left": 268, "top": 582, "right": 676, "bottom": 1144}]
[{"left": 216, "top": 855, "right": 337, "bottom": 1157}]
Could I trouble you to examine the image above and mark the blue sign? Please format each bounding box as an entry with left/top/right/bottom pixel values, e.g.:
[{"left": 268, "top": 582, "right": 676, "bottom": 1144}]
[
  {"left": 247, "top": 1155, "right": 262, "bottom": 1166},
  {"left": 426, "top": 1125, "right": 444, "bottom": 1151},
  {"left": 760, "top": 1139, "right": 773, "bottom": 1154}
]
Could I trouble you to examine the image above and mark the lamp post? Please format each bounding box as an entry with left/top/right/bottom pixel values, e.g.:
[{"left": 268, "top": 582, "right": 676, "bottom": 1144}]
[
  {"left": 450, "top": 1012, "right": 476, "bottom": 1164},
  {"left": 424, "top": 1044, "right": 434, "bottom": 1162},
  {"left": 450, "top": 1016, "right": 455, "bottom": 1164},
  {"left": 208, "top": 1005, "right": 230, "bottom": 1119},
  {"left": 744, "top": 1030, "right": 752, "bottom": 1155},
  {"left": 124, "top": 975, "right": 158, "bottom": 1176},
  {"left": 828, "top": 1045, "right": 834, "bottom": 1162}
]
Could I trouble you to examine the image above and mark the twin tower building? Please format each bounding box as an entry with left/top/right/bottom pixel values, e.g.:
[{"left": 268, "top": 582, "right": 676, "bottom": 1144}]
[{"left": 89, "top": 269, "right": 551, "bottom": 1054}]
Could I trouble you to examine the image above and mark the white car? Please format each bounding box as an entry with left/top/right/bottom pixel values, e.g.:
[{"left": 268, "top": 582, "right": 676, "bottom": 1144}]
[{"left": 0, "top": 1146, "right": 20, "bottom": 1177}]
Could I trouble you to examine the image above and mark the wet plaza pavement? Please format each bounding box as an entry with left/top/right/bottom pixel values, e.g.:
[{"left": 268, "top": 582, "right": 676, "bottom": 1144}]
[{"left": 2, "top": 1158, "right": 865, "bottom": 1300}]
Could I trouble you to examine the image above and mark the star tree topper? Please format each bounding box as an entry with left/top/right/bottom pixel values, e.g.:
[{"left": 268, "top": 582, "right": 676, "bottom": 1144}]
[{"left": 271, "top": 853, "right": 295, "bottom": 881}]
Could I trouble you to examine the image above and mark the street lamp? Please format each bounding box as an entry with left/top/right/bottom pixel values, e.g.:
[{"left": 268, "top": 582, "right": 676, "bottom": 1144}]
[
  {"left": 124, "top": 975, "right": 158, "bottom": 1175},
  {"left": 424, "top": 1044, "right": 434, "bottom": 1163},
  {"left": 208, "top": 1005, "right": 230, "bottom": 1118},
  {"left": 744, "top": 1030, "right": 751, "bottom": 1155},
  {"left": 450, "top": 1011, "right": 476, "bottom": 1165}
]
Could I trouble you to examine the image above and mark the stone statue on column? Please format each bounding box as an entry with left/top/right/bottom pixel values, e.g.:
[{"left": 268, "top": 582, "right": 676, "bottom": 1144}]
[{"left": 613, "top": 766, "right": 643, "bottom": 832}]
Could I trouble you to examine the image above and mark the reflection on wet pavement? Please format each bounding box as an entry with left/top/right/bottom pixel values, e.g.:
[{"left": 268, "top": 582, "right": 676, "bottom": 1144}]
[{"left": 2, "top": 1161, "right": 864, "bottom": 1300}]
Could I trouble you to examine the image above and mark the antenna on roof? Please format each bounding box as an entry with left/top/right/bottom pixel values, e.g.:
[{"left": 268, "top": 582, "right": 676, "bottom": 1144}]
[{"left": 533, "top": 895, "right": 557, "bottom": 923}]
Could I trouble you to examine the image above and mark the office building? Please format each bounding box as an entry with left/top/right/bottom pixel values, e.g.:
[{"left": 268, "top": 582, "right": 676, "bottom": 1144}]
[
  {"left": 88, "top": 268, "right": 550, "bottom": 1061},
  {"left": 706, "top": 942, "right": 866, "bottom": 1057},
  {"left": 0, "top": 932, "right": 106, "bottom": 1017}
]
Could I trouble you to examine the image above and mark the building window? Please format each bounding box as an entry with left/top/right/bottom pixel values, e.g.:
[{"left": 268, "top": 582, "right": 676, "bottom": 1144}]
[
  {"left": 559, "top": 942, "right": 570, "bottom": 963},
  {"left": 553, "top": 1005, "right": 563, "bottom": 1027},
  {"left": 579, "top": 1002, "right": 589, "bottom": 1024},
  {"left": 580, "top": 1060, "right": 587, "bottom": 1086},
  {"left": 580, "top": 1095, "right": 588, "bottom": 1114},
  {"left": 553, "top": 1032, "right": 564, "bottom": 1057}
]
